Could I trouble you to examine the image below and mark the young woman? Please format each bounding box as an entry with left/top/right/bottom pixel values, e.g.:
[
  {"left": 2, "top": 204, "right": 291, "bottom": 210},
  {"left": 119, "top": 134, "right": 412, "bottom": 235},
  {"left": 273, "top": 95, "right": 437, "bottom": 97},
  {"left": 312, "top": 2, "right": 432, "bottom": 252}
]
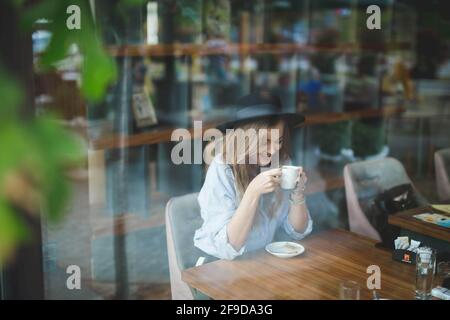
[{"left": 194, "top": 92, "right": 313, "bottom": 260}]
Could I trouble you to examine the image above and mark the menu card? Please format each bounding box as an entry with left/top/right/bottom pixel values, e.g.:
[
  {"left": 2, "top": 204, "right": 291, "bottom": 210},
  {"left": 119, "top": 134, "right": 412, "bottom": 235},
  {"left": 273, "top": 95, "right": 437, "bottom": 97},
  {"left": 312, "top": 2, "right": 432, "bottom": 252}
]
[{"left": 413, "top": 213, "right": 450, "bottom": 228}]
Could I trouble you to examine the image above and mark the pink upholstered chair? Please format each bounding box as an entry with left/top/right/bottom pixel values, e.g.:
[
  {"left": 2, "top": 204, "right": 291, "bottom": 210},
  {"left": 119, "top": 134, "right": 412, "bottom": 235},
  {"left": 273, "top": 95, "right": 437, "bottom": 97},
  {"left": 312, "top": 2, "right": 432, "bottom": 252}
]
[
  {"left": 344, "top": 157, "right": 427, "bottom": 241},
  {"left": 435, "top": 148, "right": 450, "bottom": 202}
]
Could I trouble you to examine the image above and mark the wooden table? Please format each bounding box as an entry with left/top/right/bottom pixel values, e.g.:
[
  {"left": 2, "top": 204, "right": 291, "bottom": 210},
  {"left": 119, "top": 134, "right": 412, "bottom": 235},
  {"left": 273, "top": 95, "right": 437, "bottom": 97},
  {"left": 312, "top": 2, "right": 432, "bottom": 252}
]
[
  {"left": 388, "top": 206, "right": 450, "bottom": 243},
  {"left": 182, "top": 229, "right": 416, "bottom": 300}
]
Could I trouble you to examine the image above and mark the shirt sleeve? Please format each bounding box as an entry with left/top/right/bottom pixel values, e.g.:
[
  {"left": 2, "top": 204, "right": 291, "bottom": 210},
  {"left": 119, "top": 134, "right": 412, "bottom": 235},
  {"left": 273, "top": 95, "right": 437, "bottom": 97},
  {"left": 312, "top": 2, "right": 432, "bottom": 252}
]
[
  {"left": 194, "top": 158, "right": 245, "bottom": 260},
  {"left": 282, "top": 205, "right": 313, "bottom": 241}
]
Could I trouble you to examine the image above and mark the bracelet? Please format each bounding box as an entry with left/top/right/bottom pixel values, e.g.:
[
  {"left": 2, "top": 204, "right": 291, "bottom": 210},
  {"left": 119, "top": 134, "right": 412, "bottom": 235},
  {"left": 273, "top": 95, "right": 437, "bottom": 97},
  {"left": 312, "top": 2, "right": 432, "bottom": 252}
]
[
  {"left": 289, "top": 197, "right": 306, "bottom": 206},
  {"left": 289, "top": 193, "right": 306, "bottom": 206}
]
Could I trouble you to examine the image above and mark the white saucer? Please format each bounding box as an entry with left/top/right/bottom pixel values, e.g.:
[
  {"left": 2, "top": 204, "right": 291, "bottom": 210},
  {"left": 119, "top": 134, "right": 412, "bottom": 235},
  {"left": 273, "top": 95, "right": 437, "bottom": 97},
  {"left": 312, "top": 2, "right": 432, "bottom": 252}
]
[{"left": 265, "top": 241, "right": 305, "bottom": 258}]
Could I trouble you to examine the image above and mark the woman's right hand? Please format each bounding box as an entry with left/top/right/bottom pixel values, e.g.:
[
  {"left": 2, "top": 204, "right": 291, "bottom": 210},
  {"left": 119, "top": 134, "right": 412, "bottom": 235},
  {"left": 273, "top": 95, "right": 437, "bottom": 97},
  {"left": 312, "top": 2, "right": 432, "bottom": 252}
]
[{"left": 246, "top": 168, "right": 281, "bottom": 197}]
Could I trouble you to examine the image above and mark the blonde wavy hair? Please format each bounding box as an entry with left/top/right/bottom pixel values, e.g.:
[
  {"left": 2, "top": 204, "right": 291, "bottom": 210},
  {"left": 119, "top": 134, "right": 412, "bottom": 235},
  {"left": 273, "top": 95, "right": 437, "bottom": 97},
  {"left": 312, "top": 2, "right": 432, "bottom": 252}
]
[{"left": 205, "top": 118, "right": 291, "bottom": 215}]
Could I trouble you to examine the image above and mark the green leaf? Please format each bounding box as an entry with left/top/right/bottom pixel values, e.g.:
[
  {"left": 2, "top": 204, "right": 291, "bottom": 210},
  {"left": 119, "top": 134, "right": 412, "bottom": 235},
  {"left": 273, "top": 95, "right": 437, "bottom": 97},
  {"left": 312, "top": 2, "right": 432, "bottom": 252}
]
[
  {"left": 0, "top": 123, "right": 31, "bottom": 182},
  {"left": 0, "top": 115, "right": 84, "bottom": 223},
  {"left": 38, "top": 15, "right": 72, "bottom": 69},
  {"left": 30, "top": 116, "right": 86, "bottom": 220},
  {"left": 20, "top": 0, "right": 60, "bottom": 31},
  {"left": 0, "top": 66, "right": 23, "bottom": 118},
  {"left": 40, "top": 166, "right": 71, "bottom": 221},
  {"left": 80, "top": 48, "right": 117, "bottom": 101},
  {"left": 36, "top": 0, "right": 118, "bottom": 101},
  {"left": 0, "top": 0, "right": 109, "bottom": 261},
  {"left": 32, "top": 117, "right": 86, "bottom": 165},
  {"left": 0, "top": 199, "right": 28, "bottom": 265}
]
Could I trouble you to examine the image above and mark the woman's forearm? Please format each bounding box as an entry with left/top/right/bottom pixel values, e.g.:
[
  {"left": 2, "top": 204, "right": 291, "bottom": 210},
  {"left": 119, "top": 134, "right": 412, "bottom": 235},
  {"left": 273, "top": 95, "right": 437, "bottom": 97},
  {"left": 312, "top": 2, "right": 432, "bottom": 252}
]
[
  {"left": 288, "top": 201, "right": 309, "bottom": 233},
  {"left": 226, "top": 189, "right": 260, "bottom": 251}
]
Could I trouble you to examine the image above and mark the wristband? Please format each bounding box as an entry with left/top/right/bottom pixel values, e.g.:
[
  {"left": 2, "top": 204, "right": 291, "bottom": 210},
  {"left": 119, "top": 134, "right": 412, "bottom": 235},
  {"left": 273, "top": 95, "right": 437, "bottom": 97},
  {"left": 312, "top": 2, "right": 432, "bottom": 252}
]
[
  {"left": 289, "top": 192, "right": 306, "bottom": 205},
  {"left": 289, "top": 197, "right": 306, "bottom": 206}
]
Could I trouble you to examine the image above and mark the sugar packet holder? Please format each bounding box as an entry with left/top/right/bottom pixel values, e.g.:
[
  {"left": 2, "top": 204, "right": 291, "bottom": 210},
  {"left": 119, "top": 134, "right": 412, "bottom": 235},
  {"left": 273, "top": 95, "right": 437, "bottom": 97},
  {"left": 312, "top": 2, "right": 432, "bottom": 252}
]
[
  {"left": 392, "top": 249, "right": 417, "bottom": 265},
  {"left": 392, "top": 237, "right": 421, "bottom": 265}
]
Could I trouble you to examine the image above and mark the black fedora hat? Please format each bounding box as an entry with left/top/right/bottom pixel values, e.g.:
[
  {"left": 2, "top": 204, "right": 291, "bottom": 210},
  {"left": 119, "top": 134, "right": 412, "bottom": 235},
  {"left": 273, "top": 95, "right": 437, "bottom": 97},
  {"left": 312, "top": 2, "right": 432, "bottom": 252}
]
[{"left": 216, "top": 91, "right": 305, "bottom": 132}]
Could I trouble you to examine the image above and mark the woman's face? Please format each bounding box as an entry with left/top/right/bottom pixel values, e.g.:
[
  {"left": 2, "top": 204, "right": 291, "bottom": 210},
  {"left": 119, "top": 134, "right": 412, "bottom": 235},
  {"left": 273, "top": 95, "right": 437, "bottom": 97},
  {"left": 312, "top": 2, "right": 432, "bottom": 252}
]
[{"left": 256, "top": 121, "right": 284, "bottom": 167}]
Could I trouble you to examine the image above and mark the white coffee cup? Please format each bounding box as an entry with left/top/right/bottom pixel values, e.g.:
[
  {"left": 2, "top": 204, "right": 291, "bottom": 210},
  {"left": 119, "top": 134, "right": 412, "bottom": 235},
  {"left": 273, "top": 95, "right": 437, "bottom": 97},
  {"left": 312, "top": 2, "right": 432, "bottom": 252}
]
[{"left": 280, "top": 165, "right": 302, "bottom": 190}]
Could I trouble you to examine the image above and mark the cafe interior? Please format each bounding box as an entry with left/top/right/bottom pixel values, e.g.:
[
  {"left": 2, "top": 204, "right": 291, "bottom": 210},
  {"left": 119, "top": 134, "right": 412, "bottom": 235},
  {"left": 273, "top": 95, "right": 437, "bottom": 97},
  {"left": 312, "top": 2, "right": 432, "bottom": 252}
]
[{"left": 1, "top": 0, "right": 450, "bottom": 300}]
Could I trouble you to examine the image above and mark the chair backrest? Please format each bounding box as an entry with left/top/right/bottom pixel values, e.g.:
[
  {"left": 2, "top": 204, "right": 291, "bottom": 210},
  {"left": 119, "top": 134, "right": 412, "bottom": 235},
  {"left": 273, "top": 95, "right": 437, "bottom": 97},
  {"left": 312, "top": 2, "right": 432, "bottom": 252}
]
[
  {"left": 435, "top": 148, "right": 450, "bottom": 202},
  {"left": 344, "top": 157, "right": 422, "bottom": 241},
  {"left": 165, "top": 193, "right": 204, "bottom": 300}
]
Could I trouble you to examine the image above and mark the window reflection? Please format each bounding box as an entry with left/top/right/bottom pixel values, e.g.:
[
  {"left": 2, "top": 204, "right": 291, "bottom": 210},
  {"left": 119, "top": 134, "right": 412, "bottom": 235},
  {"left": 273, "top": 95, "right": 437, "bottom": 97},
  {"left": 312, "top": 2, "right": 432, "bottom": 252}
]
[{"left": 29, "top": 0, "right": 450, "bottom": 299}]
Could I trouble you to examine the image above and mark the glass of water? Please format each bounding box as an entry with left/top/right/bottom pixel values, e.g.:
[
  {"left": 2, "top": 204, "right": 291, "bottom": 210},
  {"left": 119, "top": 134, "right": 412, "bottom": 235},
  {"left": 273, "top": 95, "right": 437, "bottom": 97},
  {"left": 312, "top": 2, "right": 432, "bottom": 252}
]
[
  {"left": 339, "top": 280, "right": 360, "bottom": 300},
  {"left": 415, "top": 247, "right": 436, "bottom": 300}
]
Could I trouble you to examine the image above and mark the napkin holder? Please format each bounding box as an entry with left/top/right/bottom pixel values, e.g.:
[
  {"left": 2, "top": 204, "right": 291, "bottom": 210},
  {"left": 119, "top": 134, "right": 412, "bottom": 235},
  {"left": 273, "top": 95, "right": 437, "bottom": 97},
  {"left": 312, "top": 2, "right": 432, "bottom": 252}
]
[{"left": 392, "top": 249, "right": 417, "bottom": 265}]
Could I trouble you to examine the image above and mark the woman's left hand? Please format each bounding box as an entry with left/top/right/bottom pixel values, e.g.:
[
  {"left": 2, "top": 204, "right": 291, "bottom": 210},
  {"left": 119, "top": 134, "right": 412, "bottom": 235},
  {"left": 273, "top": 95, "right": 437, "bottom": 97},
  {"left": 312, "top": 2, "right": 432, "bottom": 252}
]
[
  {"left": 295, "top": 169, "right": 307, "bottom": 193},
  {"left": 291, "top": 169, "right": 307, "bottom": 203}
]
